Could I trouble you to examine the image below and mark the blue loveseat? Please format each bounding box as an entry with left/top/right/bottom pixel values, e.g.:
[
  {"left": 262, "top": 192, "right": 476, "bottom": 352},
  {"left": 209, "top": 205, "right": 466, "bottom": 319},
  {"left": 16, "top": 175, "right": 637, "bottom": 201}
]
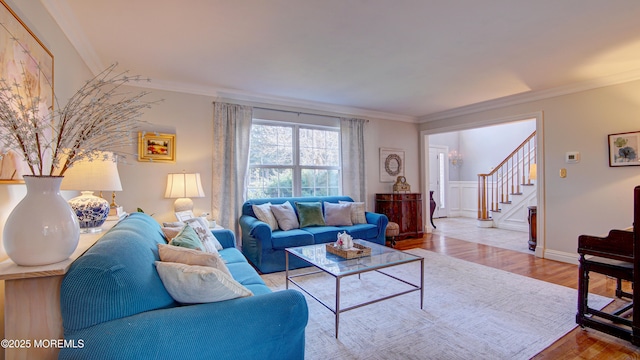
[
  {"left": 59, "top": 212, "right": 308, "bottom": 360},
  {"left": 239, "top": 196, "right": 389, "bottom": 274}
]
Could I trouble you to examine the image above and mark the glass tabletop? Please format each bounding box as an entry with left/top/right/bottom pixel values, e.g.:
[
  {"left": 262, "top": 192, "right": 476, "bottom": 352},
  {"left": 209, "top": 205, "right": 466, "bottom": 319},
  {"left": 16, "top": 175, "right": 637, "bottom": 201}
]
[{"left": 286, "top": 239, "right": 422, "bottom": 277}]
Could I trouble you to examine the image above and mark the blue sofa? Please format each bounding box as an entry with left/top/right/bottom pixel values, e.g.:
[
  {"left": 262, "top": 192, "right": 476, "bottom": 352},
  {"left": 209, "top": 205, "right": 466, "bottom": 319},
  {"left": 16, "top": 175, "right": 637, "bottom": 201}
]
[
  {"left": 239, "top": 196, "right": 389, "bottom": 274},
  {"left": 59, "top": 212, "right": 308, "bottom": 360}
]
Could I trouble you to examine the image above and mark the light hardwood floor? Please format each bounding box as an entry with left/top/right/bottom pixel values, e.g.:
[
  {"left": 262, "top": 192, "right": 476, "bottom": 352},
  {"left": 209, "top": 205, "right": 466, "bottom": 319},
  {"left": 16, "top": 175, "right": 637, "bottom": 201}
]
[{"left": 393, "top": 221, "right": 639, "bottom": 359}]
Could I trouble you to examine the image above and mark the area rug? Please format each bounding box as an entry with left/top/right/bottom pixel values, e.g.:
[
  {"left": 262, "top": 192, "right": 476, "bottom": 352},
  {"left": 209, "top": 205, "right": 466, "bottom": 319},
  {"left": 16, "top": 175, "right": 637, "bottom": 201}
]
[{"left": 261, "top": 248, "right": 612, "bottom": 360}]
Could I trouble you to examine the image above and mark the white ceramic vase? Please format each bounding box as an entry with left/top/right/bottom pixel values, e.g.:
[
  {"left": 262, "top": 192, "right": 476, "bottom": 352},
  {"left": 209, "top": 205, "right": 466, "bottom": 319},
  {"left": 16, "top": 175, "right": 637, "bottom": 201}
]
[{"left": 3, "top": 176, "right": 80, "bottom": 266}]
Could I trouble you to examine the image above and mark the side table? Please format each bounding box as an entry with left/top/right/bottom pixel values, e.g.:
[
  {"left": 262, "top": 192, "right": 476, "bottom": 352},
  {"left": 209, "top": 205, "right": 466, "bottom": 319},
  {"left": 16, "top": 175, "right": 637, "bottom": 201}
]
[{"left": 0, "top": 221, "right": 115, "bottom": 360}]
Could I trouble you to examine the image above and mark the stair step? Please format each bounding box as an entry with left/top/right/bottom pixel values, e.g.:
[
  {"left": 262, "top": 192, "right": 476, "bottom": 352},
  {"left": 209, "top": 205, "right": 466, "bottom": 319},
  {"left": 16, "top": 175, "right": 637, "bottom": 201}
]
[
  {"left": 500, "top": 201, "right": 512, "bottom": 204},
  {"left": 510, "top": 192, "right": 523, "bottom": 196},
  {"left": 521, "top": 183, "right": 534, "bottom": 186}
]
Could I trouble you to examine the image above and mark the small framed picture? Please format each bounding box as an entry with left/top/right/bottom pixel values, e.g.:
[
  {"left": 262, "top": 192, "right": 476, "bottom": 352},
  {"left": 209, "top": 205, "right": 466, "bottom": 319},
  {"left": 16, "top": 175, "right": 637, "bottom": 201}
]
[
  {"left": 175, "top": 210, "right": 194, "bottom": 222},
  {"left": 138, "top": 132, "right": 176, "bottom": 162},
  {"left": 608, "top": 131, "right": 640, "bottom": 167}
]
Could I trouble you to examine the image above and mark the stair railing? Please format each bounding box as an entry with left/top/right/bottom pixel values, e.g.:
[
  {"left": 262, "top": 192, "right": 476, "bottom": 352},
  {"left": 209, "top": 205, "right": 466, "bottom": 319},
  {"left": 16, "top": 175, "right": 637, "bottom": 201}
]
[{"left": 478, "top": 131, "right": 536, "bottom": 221}]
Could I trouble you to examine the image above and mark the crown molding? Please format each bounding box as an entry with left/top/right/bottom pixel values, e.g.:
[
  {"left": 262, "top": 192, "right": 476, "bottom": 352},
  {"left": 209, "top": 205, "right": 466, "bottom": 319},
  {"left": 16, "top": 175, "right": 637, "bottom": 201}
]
[
  {"left": 419, "top": 69, "right": 640, "bottom": 123},
  {"left": 142, "top": 78, "right": 418, "bottom": 123},
  {"left": 41, "top": 0, "right": 105, "bottom": 74}
]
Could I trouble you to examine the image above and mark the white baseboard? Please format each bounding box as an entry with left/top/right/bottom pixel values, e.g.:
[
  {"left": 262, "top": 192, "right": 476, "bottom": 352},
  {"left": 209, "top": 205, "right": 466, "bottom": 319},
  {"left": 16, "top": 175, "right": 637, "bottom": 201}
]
[{"left": 543, "top": 249, "right": 579, "bottom": 265}]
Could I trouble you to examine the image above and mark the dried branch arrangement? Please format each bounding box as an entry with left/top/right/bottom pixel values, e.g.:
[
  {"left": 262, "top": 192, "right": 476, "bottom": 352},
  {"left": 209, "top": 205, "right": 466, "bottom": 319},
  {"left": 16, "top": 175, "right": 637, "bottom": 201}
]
[{"left": 0, "top": 63, "right": 158, "bottom": 176}]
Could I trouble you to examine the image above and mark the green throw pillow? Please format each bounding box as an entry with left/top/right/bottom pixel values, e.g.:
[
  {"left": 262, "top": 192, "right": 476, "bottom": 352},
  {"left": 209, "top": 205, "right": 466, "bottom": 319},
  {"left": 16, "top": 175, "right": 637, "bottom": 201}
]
[
  {"left": 295, "top": 201, "right": 326, "bottom": 228},
  {"left": 169, "top": 224, "right": 205, "bottom": 251}
]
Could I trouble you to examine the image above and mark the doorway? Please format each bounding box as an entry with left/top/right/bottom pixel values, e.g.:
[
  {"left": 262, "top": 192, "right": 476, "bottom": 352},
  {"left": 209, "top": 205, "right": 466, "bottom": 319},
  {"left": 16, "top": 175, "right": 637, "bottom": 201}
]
[{"left": 428, "top": 145, "right": 448, "bottom": 219}]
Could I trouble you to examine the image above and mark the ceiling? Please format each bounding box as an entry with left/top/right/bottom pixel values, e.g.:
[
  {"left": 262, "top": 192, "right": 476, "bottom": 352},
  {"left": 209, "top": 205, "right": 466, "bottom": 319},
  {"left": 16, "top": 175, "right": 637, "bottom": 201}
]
[{"left": 42, "top": 0, "right": 640, "bottom": 122}]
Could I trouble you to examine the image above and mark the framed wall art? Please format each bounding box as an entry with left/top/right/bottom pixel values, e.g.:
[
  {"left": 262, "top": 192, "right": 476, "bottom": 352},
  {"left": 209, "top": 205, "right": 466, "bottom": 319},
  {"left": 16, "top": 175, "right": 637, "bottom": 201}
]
[
  {"left": 0, "top": 0, "right": 54, "bottom": 183},
  {"left": 138, "top": 132, "right": 176, "bottom": 163},
  {"left": 380, "top": 148, "right": 404, "bottom": 182},
  {"left": 608, "top": 131, "right": 640, "bottom": 167}
]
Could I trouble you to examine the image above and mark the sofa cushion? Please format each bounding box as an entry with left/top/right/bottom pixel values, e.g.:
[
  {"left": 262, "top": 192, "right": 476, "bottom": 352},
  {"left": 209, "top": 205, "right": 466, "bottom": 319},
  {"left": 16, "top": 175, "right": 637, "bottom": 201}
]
[
  {"left": 341, "top": 223, "right": 379, "bottom": 240},
  {"left": 218, "top": 247, "right": 249, "bottom": 264},
  {"left": 169, "top": 224, "right": 206, "bottom": 251},
  {"left": 295, "top": 201, "right": 326, "bottom": 227},
  {"left": 271, "top": 229, "right": 314, "bottom": 249},
  {"left": 60, "top": 213, "right": 177, "bottom": 332},
  {"left": 156, "top": 262, "right": 253, "bottom": 304},
  {"left": 226, "top": 262, "right": 267, "bottom": 286},
  {"left": 324, "top": 201, "right": 353, "bottom": 226},
  {"left": 303, "top": 226, "right": 343, "bottom": 244},
  {"left": 158, "top": 244, "right": 231, "bottom": 277},
  {"left": 270, "top": 201, "right": 299, "bottom": 231}
]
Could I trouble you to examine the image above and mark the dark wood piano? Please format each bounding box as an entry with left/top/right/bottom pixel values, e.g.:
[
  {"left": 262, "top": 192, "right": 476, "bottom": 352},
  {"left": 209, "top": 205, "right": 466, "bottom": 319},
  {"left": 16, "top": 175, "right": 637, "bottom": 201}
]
[{"left": 576, "top": 185, "right": 639, "bottom": 345}]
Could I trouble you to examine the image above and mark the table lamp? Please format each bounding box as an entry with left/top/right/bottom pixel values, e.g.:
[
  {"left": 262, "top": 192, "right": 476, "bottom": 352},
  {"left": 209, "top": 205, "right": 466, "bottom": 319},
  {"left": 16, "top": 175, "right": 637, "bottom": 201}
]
[
  {"left": 165, "top": 172, "right": 205, "bottom": 212},
  {"left": 61, "top": 152, "right": 123, "bottom": 233}
]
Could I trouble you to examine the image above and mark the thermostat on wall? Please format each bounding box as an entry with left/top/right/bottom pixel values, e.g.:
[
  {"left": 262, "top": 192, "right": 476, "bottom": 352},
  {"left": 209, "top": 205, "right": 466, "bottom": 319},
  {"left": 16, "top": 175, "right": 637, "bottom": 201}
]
[{"left": 566, "top": 151, "right": 580, "bottom": 163}]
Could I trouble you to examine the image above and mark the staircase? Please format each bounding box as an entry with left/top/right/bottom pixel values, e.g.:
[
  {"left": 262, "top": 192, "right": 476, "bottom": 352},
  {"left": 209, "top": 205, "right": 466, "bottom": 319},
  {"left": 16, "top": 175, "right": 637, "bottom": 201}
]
[{"left": 477, "top": 131, "right": 536, "bottom": 231}]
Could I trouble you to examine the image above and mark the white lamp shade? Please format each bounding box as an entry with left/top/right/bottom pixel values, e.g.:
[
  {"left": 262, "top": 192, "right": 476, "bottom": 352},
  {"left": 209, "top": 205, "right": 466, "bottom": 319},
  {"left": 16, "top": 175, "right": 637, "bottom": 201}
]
[
  {"left": 165, "top": 173, "right": 205, "bottom": 199},
  {"left": 61, "top": 152, "right": 123, "bottom": 191}
]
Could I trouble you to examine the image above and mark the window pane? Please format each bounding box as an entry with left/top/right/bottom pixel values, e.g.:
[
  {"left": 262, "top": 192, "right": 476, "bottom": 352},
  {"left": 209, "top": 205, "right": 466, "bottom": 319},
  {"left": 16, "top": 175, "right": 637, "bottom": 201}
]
[
  {"left": 249, "top": 124, "right": 293, "bottom": 165},
  {"left": 247, "top": 167, "right": 293, "bottom": 199},
  {"left": 301, "top": 168, "right": 340, "bottom": 197},
  {"left": 299, "top": 128, "right": 339, "bottom": 166}
]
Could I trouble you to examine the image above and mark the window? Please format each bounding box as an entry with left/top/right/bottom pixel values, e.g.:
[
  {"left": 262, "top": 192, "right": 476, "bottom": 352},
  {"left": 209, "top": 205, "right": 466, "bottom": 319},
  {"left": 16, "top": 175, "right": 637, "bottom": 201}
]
[{"left": 247, "top": 121, "right": 341, "bottom": 198}]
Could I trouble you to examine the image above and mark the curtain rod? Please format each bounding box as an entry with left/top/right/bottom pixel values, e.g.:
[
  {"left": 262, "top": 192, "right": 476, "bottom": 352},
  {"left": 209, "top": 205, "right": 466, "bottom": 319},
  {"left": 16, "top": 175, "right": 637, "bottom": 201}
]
[{"left": 253, "top": 106, "right": 369, "bottom": 122}]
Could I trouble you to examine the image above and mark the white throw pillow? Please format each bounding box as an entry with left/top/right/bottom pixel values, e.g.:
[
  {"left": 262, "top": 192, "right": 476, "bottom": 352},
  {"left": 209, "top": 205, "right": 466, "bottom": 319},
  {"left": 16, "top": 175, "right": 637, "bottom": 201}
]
[
  {"left": 339, "top": 201, "right": 367, "bottom": 224},
  {"left": 324, "top": 202, "right": 353, "bottom": 226},
  {"left": 252, "top": 202, "right": 278, "bottom": 230},
  {"left": 158, "top": 244, "right": 231, "bottom": 277},
  {"left": 155, "top": 262, "right": 253, "bottom": 304},
  {"left": 270, "top": 201, "right": 299, "bottom": 231},
  {"left": 184, "top": 217, "right": 223, "bottom": 252}
]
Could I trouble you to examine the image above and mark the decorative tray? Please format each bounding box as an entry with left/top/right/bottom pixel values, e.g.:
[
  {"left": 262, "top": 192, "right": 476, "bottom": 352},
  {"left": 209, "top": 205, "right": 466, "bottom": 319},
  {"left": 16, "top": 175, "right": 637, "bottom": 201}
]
[{"left": 325, "top": 243, "right": 371, "bottom": 259}]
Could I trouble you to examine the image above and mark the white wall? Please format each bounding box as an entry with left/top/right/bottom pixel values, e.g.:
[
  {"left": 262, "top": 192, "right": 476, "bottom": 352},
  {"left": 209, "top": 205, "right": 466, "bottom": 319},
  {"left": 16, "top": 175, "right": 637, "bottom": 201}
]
[{"left": 421, "top": 80, "right": 640, "bottom": 262}]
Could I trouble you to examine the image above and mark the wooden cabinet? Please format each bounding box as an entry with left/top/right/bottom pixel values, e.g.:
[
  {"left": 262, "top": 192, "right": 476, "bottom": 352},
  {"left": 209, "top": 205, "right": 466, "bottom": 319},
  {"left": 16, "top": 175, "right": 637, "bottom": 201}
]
[{"left": 375, "top": 193, "right": 424, "bottom": 240}]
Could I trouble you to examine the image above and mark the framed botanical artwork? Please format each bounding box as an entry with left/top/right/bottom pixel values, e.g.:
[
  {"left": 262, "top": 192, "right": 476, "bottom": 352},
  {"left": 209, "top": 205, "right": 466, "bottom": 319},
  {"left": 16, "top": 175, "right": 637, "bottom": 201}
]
[
  {"left": 138, "top": 132, "right": 176, "bottom": 163},
  {"left": 380, "top": 148, "right": 404, "bottom": 182},
  {"left": 608, "top": 131, "right": 640, "bottom": 167},
  {"left": 0, "top": 0, "right": 54, "bottom": 183}
]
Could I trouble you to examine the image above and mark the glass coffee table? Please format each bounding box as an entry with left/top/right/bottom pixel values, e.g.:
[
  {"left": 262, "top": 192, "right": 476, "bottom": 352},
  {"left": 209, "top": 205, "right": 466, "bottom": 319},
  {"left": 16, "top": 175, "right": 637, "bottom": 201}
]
[{"left": 285, "top": 239, "right": 423, "bottom": 338}]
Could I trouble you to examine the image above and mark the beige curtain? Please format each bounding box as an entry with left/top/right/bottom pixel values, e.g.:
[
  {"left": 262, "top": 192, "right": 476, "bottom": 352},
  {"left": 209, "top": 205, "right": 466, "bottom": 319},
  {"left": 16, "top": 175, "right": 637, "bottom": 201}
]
[
  {"left": 340, "top": 118, "right": 366, "bottom": 202},
  {"left": 212, "top": 102, "right": 252, "bottom": 245}
]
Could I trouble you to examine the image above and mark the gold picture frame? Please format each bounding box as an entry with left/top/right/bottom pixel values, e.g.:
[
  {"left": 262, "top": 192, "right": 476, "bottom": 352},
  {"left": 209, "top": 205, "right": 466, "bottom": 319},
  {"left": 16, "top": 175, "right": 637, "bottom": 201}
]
[
  {"left": 138, "top": 132, "right": 176, "bottom": 163},
  {"left": 0, "top": 0, "right": 54, "bottom": 183}
]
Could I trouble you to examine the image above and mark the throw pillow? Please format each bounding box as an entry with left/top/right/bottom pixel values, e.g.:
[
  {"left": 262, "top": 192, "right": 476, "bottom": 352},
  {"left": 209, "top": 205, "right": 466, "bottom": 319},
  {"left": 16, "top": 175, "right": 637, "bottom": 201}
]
[
  {"left": 323, "top": 202, "right": 353, "bottom": 226},
  {"left": 339, "top": 201, "right": 367, "bottom": 224},
  {"left": 270, "top": 201, "right": 299, "bottom": 231},
  {"left": 185, "top": 217, "right": 223, "bottom": 252},
  {"left": 295, "top": 201, "right": 326, "bottom": 228},
  {"left": 252, "top": 202, "right": 278, "bottom": 230},
  {"left": 155, "top": 262, "right": 253, "bottom": 304},
  {"left": 161, "top": 227, "right": 182, "bottom": 242},
  {"left": 169, "top": 224, "right": 205, "bottom": 251},
  {"left": 158, "top": 244, "right": 231, "bottom": 277}
]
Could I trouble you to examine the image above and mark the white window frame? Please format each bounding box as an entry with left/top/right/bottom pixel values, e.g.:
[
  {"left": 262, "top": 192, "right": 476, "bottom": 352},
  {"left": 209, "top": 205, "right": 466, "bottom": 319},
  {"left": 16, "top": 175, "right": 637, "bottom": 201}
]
[{"left": 248, "top": 119, "right": 342, "bottom": 198}]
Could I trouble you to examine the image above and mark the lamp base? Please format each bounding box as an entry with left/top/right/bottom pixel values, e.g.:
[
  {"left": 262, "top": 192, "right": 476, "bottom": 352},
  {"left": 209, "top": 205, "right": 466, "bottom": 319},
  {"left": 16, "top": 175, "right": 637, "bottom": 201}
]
[
  {"left": 68, "top": 191, "right": 110, "bottom": 230},
  {"left": 174, "top": 198, "right": 194, "bottom": 213}
]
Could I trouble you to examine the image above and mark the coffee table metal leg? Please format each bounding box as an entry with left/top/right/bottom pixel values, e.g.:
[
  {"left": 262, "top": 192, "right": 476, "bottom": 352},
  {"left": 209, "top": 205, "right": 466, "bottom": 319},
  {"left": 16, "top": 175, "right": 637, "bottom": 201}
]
[
  {"left": 420, "top": 258, "right": 424, "bottom": 309},
  {"left": 335, "top": 276, "right": 341, "bottom": 338},
  {"left": 285, "top": 252, "right": 289, "bottom": 290}
]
